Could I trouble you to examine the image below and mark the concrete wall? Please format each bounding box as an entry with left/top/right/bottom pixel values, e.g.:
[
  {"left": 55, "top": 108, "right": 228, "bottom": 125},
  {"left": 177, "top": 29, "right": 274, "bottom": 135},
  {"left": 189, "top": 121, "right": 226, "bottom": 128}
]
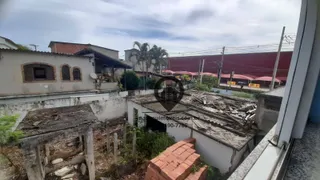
[
  {"left": 0, "top": 90, "right": 155, "bottom": 131},
  {"left": 193, "top": 131, "right": 234, "bottom": 173},
  {"left": 0, "top": 51, "right": 118, "bottom": 96},
  {"left": 255, "top": 96, "right": 282, "bottom": 134},
  {"left": 127, "top": 100, "right": 243, "bottom": 174}
]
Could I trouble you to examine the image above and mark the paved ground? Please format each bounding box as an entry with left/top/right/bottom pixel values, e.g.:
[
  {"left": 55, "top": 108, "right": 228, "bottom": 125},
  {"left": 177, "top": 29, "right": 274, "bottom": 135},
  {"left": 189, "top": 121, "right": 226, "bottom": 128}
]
[{"left": 219, "top": 84, "right": 270, "bottom": 92}]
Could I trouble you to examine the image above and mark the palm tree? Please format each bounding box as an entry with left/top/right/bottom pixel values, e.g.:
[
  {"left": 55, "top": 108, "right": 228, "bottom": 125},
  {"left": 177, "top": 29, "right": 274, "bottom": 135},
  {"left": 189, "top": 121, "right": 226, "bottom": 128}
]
[
  {"left": 149, "top": 45, "right": 169, "bottom": 74},
  {"left": 129, "top": 41, "right": 150, "bottom": 89}
]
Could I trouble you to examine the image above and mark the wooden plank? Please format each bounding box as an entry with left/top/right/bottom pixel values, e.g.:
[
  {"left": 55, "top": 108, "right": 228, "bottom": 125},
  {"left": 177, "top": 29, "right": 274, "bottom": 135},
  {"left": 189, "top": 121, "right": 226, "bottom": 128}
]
[
  {"left": 36, "top": 145, "right": 45, "bottom": 179},
  {"left": 132, "top": 129, "right": 136, "bottom": 156},
  {"left": 85, "top": 127, "right": 95, "bottom": 180},
  {"left": 45, "top": 155, "right": 85, "bottom": 173},
  {"left": 114, "top": 133, "right": 118, "bottom": 163}
]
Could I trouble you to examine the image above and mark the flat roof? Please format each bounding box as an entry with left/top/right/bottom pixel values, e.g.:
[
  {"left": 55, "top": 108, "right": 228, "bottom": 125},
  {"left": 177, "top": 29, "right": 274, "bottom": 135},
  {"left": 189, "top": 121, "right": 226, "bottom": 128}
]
[
  {"left": 130, "top": 90, "right": 257, "bottom": 150},
  {"left": 17, "top": 105, "right": 97, "bottom": 137}
]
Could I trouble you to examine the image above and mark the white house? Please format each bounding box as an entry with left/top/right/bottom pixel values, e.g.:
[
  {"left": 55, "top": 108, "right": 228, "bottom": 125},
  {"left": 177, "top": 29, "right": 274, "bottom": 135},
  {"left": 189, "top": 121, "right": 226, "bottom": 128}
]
[
  {"left": 0, "top": 49, "right": 131, "bottom": 96},
  {"left": 0, "top": 36, "right": 18, "bottom": 49},
  {"left": 127, "top": 91, "right": 256, "bottom": 173}
]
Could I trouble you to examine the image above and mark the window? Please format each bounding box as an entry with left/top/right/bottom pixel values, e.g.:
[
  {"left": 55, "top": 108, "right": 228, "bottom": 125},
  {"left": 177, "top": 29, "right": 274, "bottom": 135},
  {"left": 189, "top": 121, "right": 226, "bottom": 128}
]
[
  {"left": 61, "top": 65, "right": 71, "bottom": 80},
  {"left": 23, "top": 63, "right": 55, "bottom": 82},
  {"left": 72, "top": 67, "right": 82, "bottom": 81}
]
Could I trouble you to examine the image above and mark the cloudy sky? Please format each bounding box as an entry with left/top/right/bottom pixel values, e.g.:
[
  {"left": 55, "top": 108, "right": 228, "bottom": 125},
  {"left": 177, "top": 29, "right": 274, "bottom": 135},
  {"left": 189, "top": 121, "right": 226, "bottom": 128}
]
[{"left": 0, "top": 0, "right": 301, "bottom": 58}]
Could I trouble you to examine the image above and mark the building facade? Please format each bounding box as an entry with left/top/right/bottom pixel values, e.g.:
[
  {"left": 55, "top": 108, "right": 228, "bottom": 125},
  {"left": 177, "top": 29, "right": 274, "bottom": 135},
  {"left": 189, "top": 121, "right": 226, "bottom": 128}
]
[
  {"left": 0, "top": 36, "right": 18, "bottom": 49},
  {"left": 0, "top": 49, "right": 118, "bottom": 96}
]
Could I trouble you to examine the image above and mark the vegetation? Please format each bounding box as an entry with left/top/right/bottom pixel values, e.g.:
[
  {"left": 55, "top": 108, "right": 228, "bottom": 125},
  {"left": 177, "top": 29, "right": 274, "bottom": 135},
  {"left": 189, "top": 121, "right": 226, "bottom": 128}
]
[
  {"left": 146, "top": 77, "right": 162, "bottom": 89},
  {"left": 129, "top": 41, "right": 169, "bottom": 89},
  {"left": 135, "top": 128, "right": 175, "bottom": 158},
  {"left": 202, "top": 75, "right": 218, "bottom": 89},
  {"left": 0, "top": 115, "right": 23, "bottom": 173},
  {"left": 120, "top": 71, "right": 140, "bottom": 90},
  {"left": 195, "top": 82, "right": 211, "bottom": 92},
  {"left": 130, "top": 42, "right": 150, "bottom": 90},
  {"left": 232, "top": 91, "right": 253, "bottom": 99},
  {"left": 16, "top": 44, "right": 31, "bottom": 51},
  {"left": 149, "top": 45, "right": 169, "bottom": 74},
  {"left": 0, "top": 115, "right": 23, "bottom": 145}
]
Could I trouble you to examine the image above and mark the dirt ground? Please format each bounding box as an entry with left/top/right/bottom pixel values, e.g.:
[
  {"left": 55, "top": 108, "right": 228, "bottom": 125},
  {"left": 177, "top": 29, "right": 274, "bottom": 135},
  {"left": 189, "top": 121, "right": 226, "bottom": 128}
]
[{"left": 0, "top": 118, "right": 148, "bottom": 180}]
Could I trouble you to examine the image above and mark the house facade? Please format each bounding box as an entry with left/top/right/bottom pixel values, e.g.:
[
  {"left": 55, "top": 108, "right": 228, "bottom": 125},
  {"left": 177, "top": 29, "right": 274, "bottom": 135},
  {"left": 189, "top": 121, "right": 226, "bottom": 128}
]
[
  {"left": 0, "top": 49, "right": 118, "bottom": 96},
  {"left": 0, "top": 36, "right": 18, "bottom": 49}
]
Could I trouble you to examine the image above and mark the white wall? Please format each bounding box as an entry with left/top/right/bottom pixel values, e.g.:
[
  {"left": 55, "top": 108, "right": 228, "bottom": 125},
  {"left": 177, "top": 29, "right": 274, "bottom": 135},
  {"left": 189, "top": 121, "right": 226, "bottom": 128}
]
[
  {"left": 127, "top": 101, "right": 191, "bottom": 142},
  {"left": 0, "top": 37, "right": 18, "bottom": 49},
  {"left": 193, "top": 131, "right": 234, "bottom": 173},
  {"left": 0, "top": 51, "right": 118, "bottom": 96}
]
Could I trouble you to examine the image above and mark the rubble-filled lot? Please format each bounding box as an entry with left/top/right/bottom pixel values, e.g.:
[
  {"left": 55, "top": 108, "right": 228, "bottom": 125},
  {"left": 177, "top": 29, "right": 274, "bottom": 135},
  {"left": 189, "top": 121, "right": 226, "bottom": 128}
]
[
  {"left": 132, "top": 90, "right": 258, "bottom": 150},
  {"left": 1, "top": 117, "right": 147, "bottom": 180}
]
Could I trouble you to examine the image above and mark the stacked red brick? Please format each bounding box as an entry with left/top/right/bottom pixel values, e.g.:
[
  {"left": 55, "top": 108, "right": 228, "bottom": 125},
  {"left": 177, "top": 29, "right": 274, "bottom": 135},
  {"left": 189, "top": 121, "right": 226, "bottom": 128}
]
[{"left": 145, "top": 138, "right": 208, "bottom": 180}]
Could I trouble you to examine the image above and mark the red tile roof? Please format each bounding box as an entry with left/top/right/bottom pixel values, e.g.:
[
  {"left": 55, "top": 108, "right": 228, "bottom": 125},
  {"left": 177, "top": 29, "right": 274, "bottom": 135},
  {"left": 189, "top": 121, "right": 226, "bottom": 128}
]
[{"left": 48, "top": 41, "right": 118, "bottom": 54}]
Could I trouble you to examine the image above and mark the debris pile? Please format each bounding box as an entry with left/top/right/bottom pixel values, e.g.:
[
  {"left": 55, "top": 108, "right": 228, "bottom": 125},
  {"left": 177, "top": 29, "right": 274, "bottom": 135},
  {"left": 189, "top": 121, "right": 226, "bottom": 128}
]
[{"left": 183, "top": 91, "right": 258, "bottom": 132}]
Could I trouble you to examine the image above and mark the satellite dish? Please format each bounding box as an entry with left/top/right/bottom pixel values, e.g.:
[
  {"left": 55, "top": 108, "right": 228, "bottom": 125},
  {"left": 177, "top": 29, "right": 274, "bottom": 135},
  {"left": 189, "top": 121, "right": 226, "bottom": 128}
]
[{"left": 90, "top": 73, "right": 98, "bottom": 80}]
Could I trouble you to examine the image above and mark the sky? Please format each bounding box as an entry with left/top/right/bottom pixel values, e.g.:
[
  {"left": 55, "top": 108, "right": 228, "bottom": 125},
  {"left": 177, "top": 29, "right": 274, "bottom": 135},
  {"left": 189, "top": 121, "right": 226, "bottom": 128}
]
[{"left": 0, "top": 0, "right": 301, "bottom": 58}]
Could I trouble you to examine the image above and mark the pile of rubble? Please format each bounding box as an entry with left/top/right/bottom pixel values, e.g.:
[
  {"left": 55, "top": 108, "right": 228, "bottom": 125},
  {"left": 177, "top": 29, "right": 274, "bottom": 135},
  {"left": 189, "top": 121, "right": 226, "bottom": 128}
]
[{"left": 183, "top": 91, "right": 258, "bottom": 131}]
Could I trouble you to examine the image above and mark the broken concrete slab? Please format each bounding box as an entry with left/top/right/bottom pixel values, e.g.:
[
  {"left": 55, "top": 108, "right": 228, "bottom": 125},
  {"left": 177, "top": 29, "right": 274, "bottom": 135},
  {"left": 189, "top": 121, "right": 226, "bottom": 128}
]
[
  {"left": 54, "top": 166, "right": 72, "bottom": 177},
  {"left": 52, "top": 158, "right": 63, "bottom": 165}
]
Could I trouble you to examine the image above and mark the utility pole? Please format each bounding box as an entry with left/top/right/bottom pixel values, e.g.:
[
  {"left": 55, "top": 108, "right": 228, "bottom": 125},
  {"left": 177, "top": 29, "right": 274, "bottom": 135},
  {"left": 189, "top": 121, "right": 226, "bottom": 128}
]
[
  {"left": 29, "top": 44, "right": 38, "bottom": 51},
  {"left": 200, "top": 59, "right": 205, "bottom": 84},
  {"left": 270, "top": 26, "right": 286, "bottom": 91},
  {"left": 217, "top": 46, "right": 225, "bottom": 87}
]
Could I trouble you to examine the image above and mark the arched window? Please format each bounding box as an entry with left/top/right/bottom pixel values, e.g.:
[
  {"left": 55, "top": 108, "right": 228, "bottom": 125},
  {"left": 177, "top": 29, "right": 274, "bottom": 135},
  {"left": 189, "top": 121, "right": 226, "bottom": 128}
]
[
  {"left": 61, "top": 64, "right": 71, "bottom": 80},
  {"left": 73, "top": 67, "right": 82, "bottom": 81},
  {"left": 23, "top": 63, "right": 55, "bottom": 82}
]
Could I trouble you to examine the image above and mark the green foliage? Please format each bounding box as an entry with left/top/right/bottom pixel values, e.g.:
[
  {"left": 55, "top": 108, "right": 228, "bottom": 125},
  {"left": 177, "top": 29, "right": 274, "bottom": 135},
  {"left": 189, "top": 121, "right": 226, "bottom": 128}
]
[
  {"left": 232, "top": 91, "right": 253, "bottom": 99},
  {"left": 16, "top": 44, "right": 31, "bottom": 51},
  {"left": 195, "top": 83, "right": 211, "bottom": 92},
  {"left": 146, "top": 78, "right": 162, "bottom": 89},
  {"left": 135, "top": 128, "right": 175, "bottom": 159},
  {"left": 215, "top": 90, "right": 220, "bottom": 93},
  {"left": 0, "top": 115, "right": 23, "bottom": 145},
  {"left": 202, "top": 75, "right": 218, "bottom": 89},
  {"left": 120, "top": 71, "right": 140, "bottom": 90}
]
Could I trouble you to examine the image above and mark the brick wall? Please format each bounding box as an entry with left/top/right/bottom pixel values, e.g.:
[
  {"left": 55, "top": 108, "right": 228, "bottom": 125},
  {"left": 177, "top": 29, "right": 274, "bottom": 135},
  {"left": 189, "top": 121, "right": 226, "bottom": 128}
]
[
  {"left": 145, "top": 138, "right": 208, "bottom": 180},
  {"left": 50, "top": 43, "right": 88, "bottom": 54}
]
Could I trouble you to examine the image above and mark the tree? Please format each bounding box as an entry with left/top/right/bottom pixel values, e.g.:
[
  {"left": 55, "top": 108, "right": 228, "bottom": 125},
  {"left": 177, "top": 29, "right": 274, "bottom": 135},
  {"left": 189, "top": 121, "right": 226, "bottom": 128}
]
[
  {"left": 149, "top": 45, "right": 169, "bottom": 74},
  {"left": 129, "top": 42, "right": 150, "bottom": 90},
  {"left": 16, "top": 44, "right": 31, "bottom": 51},
  {"left": 120, "top": 71, "right": 140, "bottom": 90},
  {"left": 202, "top": 75, "right": 218, "bottom": 89}
]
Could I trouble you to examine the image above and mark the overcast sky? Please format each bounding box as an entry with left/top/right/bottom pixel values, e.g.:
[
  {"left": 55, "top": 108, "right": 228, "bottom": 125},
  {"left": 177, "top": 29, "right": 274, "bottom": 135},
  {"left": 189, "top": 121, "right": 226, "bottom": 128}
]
[{"left": 0, "top": 0, "right": 301, "bottom": 58}]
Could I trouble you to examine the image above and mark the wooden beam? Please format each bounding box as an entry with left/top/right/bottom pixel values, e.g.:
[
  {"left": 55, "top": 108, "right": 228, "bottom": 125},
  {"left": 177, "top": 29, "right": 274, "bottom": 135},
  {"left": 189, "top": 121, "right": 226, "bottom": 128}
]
[
  {"left": 85, "top": 127, "right": 95, "bottom": 180},
  {"left": 45, "top": 155, "right": 85, "bottom": 174},
  {"left": 23, "top": 147, "right": 43, "bottom": 180}
]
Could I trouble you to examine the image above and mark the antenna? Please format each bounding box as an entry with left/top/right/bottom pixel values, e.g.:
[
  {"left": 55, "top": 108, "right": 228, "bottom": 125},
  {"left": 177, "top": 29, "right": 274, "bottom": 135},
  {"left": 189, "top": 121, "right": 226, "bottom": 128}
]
[{"left": 29, "top": 44, "right": 39, "bottom": 51}]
